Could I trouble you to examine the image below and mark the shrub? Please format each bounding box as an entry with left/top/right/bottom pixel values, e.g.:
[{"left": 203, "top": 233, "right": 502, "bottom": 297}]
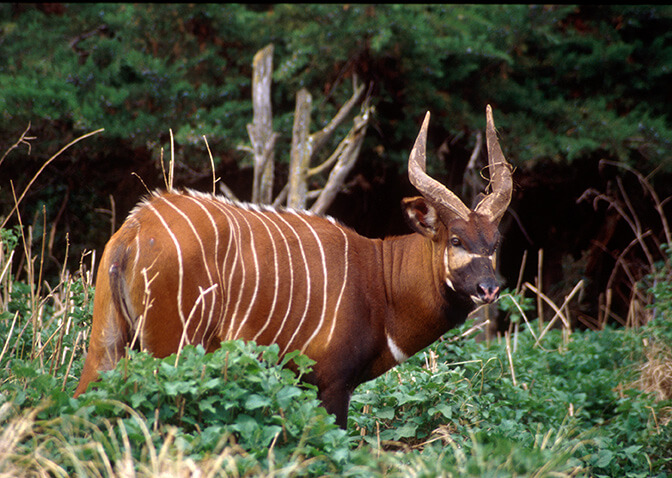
[{"left": 2, "top": 341, "right": 351, "bottom": 476}]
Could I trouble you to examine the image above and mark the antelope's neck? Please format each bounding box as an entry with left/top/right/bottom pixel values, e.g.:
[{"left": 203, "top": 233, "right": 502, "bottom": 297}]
[{"left": 380, "top": 234, "right": 472, "bottom": 359}]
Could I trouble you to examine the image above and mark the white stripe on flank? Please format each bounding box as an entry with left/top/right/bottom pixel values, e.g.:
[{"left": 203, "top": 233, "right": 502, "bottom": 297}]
[
  {"left": 326, "top": 225, "right": 349, "bottom": 346},
  {"left": 178, "top": 284, "right": 218, "bottom": 352},
  {"left": 295, "top": 214, "right": 329, "bottom": 354},
  {"left": 160, "top": 197, "right": 214, "bottom": 283},
  {"left": 219, "top": 205, "right": 248, "bottom": 341},
  {"left": 141, "top": 190, "right": 356, "bottom": 357},
  {"left": 145, "top": 203, "right": 187, "bottom": 330},
  {"left": 201, "top": 198, "right": 242, "bottom": 341},
  {"left": 183, "top": 195, "right": 226, "bottom": 343},
  {"left": 250, "top": 210, "right": 283, "bottom": 342},
  {"left": 265, "top": 211, "right": 296, "bottom": 347},
  {"left": 232, "top": 209, "right": 275, "bottom": 340},
  {"left": 206, "top": 199, "right": 237, "bottom": 340},
  {"left": 161, "top": 196, "right": 219, "bottom": 340},
  {"left": 229, "top": 209, "right": 260, "bottom": 339},
  {"left": 277, "top": 211, "right": 312, "bottom": 356}
]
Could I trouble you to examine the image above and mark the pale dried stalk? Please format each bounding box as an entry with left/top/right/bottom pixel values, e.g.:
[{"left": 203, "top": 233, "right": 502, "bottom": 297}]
[
  {"left": 524, "top": 282, "right": 571, "bottom": 329},
  {"left": 310, "top": 101, "right": 371, "bottom": 215},
  {"left": 528, "top": 280, "right": 583, "bottom": 347},
  {"left": 600, "top": 159, "right": 671, "bottom": 245},
  {"left": 505, "top": 331, "right": 517, "bottom": 386},
  {"left": 1, "top": 128, "right": 104, "bottom": 231},
  {"left": 0, "top": 312, "right": 18, "bottom": 365},
  {"left": 578, "top": 161, "right": 670, "bottom": 328},
  {"left": 202, "top": 135, "right": 218, "bottom": 195},
  {"left": 498, "top": 292, "right": 538, "bottom": 342},
  {"left": 61, "top": 331, "right": 81, "bottom": 391}
]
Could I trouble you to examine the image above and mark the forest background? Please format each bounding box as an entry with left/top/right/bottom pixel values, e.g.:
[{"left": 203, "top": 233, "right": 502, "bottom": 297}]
[
  {"left": 1, "top": 4, "right": 672, "bottom": 325},
  {"left": 1, "top": 4, "right": 672, "bottom": 476}
]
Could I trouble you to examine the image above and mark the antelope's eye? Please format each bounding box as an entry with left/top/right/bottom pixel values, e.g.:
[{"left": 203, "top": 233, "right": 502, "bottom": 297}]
[{"left": 450, "top": 237, "right": 462, "bottom": 247}]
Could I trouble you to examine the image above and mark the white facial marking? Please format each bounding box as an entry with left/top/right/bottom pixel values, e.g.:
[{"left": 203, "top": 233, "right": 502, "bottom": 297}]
[
  {"left": 443, "top": 250, "right": 456, "bottom": 290},
  {"left": 387, "top": 334, "right": 408, "bottom": 364}
]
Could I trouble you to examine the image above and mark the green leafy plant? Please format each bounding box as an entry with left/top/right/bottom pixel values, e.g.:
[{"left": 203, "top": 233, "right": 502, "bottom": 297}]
[
  {"left": 2, "top": 341, "right": 352, "bottom": 476},
  {"left": 646, "top": 244, "right": 672, "bottom": 321},
  {"left": 348, "top": 316, "right": 670, "bottom": 476},
  {"left": 498, "top": 287, "right": 535, "bottom": 324}
]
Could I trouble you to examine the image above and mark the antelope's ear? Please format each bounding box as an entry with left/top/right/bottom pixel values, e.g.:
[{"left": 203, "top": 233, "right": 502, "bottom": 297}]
[{"left": 401, "top": 197, "right": 441, "bottom": 240}]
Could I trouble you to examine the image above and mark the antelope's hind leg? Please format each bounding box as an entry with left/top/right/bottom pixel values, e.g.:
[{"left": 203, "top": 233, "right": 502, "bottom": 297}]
[{"left": 74, "top": 257, "right": 131, "bottom": 397}]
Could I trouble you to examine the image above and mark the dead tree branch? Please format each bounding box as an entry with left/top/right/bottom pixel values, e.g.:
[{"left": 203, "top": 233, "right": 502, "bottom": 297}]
[
  {"left": 241, "top": 44, "right": 371, "bottom": 212},
  {"left": 310, "top": 97, "right": 372, "bottom": 215}
]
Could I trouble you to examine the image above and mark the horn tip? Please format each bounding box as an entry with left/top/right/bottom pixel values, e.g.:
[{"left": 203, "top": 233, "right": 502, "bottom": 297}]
[{"left": 422, "top": 111, "right": 431, "bottom": 127}]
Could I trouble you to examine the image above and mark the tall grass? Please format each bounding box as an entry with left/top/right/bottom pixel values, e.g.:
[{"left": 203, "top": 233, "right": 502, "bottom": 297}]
[{"left": 1, "top": 131, "right": 671, "bottom": 476}]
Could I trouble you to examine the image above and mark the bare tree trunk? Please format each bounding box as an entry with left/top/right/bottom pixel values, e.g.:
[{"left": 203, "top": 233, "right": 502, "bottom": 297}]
[
  {"left": 288, "top": 89, "right": 313, "bottom": 209},
  {"left": 247, "top": 44, "right": 277, "bottom": 204}
]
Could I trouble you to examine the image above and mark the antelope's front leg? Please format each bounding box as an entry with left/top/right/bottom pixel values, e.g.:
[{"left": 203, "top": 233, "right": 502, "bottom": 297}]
[{"left": 317, "top": 379, "right": 353, "bottom": 429}]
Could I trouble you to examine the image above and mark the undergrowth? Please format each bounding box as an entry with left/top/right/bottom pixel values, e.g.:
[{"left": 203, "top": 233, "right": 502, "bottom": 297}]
[
  {"left": 351, "top": 319, "right": 672, "bottom": 477},
  {"left": 1, "top": 136, "right": 671, "bottom": 476},
  {"left": 1, "top": 239, "right": 670, "bottom": 476}
]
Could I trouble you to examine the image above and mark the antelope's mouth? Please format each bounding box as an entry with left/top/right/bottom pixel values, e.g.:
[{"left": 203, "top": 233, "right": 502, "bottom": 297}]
[{"left": 470, "top": 279, "right": 500, "bottom": 305}]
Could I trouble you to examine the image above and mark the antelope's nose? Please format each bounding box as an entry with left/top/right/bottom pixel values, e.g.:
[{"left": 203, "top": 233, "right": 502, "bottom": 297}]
[{"left": 478, "top": 279, "right": 500, "bottom": 304}]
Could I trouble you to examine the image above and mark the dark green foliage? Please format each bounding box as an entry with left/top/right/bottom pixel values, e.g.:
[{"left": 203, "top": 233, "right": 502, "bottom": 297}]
[
  {"left": 349, "top": 318, "right": 672, "bottom": 476},
  {"left": 2, "top": 4, "right": 671, "bottom": 291},
  {"left": 645, "top": 244, "right": 672, "bottom": 321},
  {"left": 1, "top": 4, "right": 670, "bottom": 169},
  {"left": 83, "top": 342, "right": 348, "bottom": 464},
  {"left": 1, "top": 5, "right": 260, "bottom": 160}
]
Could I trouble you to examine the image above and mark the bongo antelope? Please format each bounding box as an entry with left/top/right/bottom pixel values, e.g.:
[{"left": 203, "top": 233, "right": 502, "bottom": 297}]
[{"left": 75, "top": 106, "right": 513, "bottom": 428}]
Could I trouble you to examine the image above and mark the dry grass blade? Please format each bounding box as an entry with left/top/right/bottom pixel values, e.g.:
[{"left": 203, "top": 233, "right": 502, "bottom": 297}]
[
  {"left": 637, "top": 340, "right": 672, "bottom": 405},
  {"left": 0, "top": 128, "right": 104, "bottom": 231},
  {"left": 528, "top": 280, "right": 583, "bottom": 347},
  {"left": 600, "top": 159, "right": 671, "bottom": 245},
  {"left": 505, "top": 331, "right": 517, "bottom": 386},
  {"left": 0, "top": 404, "right": 40, "bottom": 469},
  {"left": 0, "top": 312, "right": 18, "bottom": 366},
  {"left": 499, "top": 292, "right": 538, "bottom": 341},
  {"left": 579, "top": 161, "right": 671, "bottom": 330},
  {"left": 523, "top": 282, "right": 575, "bottom": 336},
  {"left": 0, "top": 123, "right": 35, "bottom": 169},
  {"left": 168, "top": 128, "right": 175, "bottom": 191},
  {"left": 202, "top": 135, "right": 219, "bottom": 195}
]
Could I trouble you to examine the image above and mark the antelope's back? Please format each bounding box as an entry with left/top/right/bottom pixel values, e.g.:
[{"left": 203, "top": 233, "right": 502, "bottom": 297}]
[{"left": 106, "top": 190, "right": 366, "bottom": 362}]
